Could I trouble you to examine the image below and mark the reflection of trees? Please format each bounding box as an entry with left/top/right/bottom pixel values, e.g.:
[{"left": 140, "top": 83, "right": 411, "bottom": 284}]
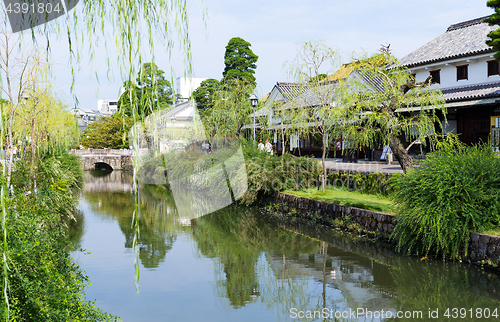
[
  {"left": 67, "top": 209, "right": 85, "bottom": 248},
  {"left": 389, "top": 261, "right": 500, "bottom": 321},
  {"left": 84, "top": 184, "right": 181, "bottom": 269},
  {"left": 191, "top": 207, "right": 321, "bottom": 309}
]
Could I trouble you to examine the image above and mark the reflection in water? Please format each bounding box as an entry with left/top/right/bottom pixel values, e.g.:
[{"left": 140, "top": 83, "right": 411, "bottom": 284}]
[
  {"left": 67, "top": 209, "right": 85, "bottom": 247},
  {"left": 73, "top": 171, "right": 500, "bottom": 321}
]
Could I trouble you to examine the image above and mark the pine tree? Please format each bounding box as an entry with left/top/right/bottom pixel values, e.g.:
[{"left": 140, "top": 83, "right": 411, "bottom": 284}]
[{"left": 485, "top": 0, "right": 500, "bottom": 60}]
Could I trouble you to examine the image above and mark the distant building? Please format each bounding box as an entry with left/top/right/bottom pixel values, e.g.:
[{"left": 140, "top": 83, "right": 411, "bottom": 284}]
[
  {"left": 70, "top": 107, "right": 99, "bottom": 132},
  {"left": 175, "top": 77, "right": 208, "bottom": 102},
  {"left": 97, "top": 99, "right": 118, "bottom": 115}
]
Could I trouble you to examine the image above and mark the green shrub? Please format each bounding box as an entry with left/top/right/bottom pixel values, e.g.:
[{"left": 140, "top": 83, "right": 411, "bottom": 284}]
[
  {"left": 1, "top": 194, "right": 118, "bottom": 321},
  {"left": 2, "top": 145, "right": 118, "bottom": 321},
  {"left": 241, "top": 151, "right": 322, "bottom": 205},
  {"left": 12, "top": 144, "right": 84, "bottom": 217},
  {"left": 391, "top": 143, "right": 500, "bottom": 259},
  {"left": 326, "top": 171, "right": 393, "bottom": 195}
]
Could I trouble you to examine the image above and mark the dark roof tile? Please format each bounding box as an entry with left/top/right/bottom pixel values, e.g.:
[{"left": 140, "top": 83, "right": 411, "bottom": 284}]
[
  {"left": 400, "top": 16, "right": 496, "bottom": 68},
  {"left": 441, "top": 81, "right": 500, "bottom": 102}
]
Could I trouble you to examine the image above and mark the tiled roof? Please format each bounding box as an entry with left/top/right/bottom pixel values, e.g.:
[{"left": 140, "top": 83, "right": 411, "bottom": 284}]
[
  {"left": 441, "top": 81, "right": 500, "bottom": 102},
  {"left": 287, "top": 83, "right": 337, "bottom": 108},
  {"left": 274, "top": 82, "right": 309, "bottom": 100},
  {"left": 400, "top": 16, "right": 496, "bottom": 68}
]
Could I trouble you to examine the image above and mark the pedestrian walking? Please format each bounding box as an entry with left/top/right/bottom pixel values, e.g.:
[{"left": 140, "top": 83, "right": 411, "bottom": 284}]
[
  {"left": 265, "top": 140, "right": 273, "bottom": 155},
  {"left": 258, "top": 140, "right": 265, "bottom": 152}
]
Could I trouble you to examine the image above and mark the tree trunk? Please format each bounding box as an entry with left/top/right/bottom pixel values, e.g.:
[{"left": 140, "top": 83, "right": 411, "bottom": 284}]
[
  {"left": 321, "top": 137, "right": 327, "bottom": 192},
  {"left": 389, "top": 134, "right": 413, "bottom": 173}
]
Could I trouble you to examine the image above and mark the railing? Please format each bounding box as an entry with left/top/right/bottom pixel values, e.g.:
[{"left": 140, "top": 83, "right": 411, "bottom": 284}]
[{"left": 71, "top": 148, "right": 133, "bottom": 156}]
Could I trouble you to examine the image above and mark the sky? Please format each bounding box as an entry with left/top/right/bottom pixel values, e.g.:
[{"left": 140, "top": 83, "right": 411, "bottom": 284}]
[{"left": 6, "top": 0, "right": 496, "bottom": 111}]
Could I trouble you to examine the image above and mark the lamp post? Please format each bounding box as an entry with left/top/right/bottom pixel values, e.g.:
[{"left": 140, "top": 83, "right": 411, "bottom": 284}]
[{"left": 249, "top": 94, "right": 258, "bottom": 142}]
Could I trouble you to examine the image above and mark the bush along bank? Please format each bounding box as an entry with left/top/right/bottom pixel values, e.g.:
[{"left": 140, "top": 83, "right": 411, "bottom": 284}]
[
  {"left": 326, "top": 171, "right": 395, "bottom": 196},
  {"left": 1, "top": 145, "right": 118, "bottom": 321}
]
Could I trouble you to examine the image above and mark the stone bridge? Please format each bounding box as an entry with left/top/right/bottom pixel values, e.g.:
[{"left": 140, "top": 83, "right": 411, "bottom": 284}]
[{"left": 71, "top": 148, "right": 133, "bottom": 171}]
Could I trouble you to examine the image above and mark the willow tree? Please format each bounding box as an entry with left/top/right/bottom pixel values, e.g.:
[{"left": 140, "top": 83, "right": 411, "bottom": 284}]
[
  {"left": 0, "top": 0, "right": 198, "bottom": 316},
  {"left": 334, "top": 51, "right": 446, "bottom": 173},
  {"left": 285, "top": 41, "right": 339, "bottom": 191},
  {"left": 203, "top": 79, "right": 253, "bottom": 140}
]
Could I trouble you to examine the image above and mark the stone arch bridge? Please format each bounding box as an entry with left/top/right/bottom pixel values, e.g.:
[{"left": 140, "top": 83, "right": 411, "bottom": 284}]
[{"left": 71, "top": 148, "right": 133, "bottom": 171}]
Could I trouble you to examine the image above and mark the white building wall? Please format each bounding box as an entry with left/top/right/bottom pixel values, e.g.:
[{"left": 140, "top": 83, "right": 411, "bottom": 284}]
[
  {"left": 97, "top": 99, "right": 118, "bottom": 115},
  {"left": 411, "top": 53, "right": 499, "bottom": 89}
]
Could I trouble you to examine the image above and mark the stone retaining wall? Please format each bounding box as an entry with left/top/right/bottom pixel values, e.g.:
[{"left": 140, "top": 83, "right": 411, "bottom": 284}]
[
  {"left": 273, "top": 192, "right": 396, "bottom": 239},
  {"left": 272, "top": 192, "right": 500, "bottom": 268},
  {"left": 469, "top": 233, "right": 500, "bottom": 266}
]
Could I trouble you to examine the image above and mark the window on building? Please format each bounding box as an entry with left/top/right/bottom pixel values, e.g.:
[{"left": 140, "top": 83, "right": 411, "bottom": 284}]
[
  {"left": 488, "top": 60, "right": 500, "bottom": 76},
  {"left": 430, "top": 70, "right": 440, "bottom": 84},
  {"left": 457, "top": 65, "right": 468, "bottom": 81}
]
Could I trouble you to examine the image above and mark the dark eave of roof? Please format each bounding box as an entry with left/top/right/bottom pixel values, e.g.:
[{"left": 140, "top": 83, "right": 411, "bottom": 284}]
[
  {"left": 403, "top": 48, "right": 495, "bottom": 69},
  {"left": 442, "top": 81, "right": 500, "bottom": 102},
  {"left": 446, "top": 15, "right": 492, "bottom": 32}
]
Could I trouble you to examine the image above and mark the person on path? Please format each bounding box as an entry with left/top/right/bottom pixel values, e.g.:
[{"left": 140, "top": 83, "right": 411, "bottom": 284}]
[
  {"left": 265, "top": 140, "right": 273, "bottom": 155},
  {"left": 258, "top": 140, "right": 265, "bottom": 152}
]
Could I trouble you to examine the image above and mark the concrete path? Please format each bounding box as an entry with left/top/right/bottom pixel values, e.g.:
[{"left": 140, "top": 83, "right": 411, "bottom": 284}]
[{"left": 320, "top": 158, "right": 403, "bottom": 174}]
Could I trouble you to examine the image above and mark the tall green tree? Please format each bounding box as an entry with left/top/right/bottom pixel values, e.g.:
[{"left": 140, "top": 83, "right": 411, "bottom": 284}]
[
  {"left": 118, "top": 62, "right": 174, "bottom": 117},
  {"left": 222, "top": 37, "right": 258, "bottom": 87},
  {"left": 485, "top": 1, "right": 500, "bottom": 60},
  {"left": 203, "top": 79, "right": 254, "bottom": 139},
  {"left": 191, "top": 78, "right": 220, "bottom": 111},
  {"left": 334, "top": 51, "right": 446, "bottom": 173},
  {"left": 81, "top": 113, "right": 133, "bottom": 149}
]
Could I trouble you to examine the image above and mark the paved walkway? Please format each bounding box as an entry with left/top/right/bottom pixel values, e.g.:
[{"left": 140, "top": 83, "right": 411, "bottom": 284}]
[{"left": 320, "top": 158, "right": 403, "bottom": 174}]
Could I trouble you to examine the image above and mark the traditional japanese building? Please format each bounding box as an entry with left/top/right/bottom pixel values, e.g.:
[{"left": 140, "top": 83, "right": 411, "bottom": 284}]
[{"left": 400, "top": 15, "right": 500, "bottom": 147}]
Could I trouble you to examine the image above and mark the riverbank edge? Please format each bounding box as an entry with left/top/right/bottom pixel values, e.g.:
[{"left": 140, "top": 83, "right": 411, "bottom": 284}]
[{"left": 268, "top": 192, "right": 500, "bottom": 270}]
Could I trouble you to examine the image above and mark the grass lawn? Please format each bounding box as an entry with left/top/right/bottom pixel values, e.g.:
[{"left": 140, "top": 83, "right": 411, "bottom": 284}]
[
  {"left": 480, "top": 229, "right": 500, "bottom": 237},
  {"left": 284, "top": 186, "right": 397, "bottom": 215}
]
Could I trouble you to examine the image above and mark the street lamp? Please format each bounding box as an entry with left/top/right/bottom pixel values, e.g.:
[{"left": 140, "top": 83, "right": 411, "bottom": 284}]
[{"left": 248, "top": 94, "right": 258, "bottom": 142}]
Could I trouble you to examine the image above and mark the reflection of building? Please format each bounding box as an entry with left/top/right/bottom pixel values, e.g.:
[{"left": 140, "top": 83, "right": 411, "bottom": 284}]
[
  {"left": 265, "top": 248, "right": 397, "bottom": 314},
  {"left": 176, "top": 77, "right": 207, "bottom": 102}
]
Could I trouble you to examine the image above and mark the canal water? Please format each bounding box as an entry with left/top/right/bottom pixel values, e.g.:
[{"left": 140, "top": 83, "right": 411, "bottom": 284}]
[{"left": 71, "top": 171, "right": 500, "bottom": 321}]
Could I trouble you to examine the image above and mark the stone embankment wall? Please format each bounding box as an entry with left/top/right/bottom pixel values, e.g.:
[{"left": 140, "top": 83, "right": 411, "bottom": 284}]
[
  {"left": 273, "top": 192, "right": 396, "bottom": 239},
  {"left": 469, "top": 233, "right": 500, "bottom": 267},
  {"left": 271, "top": 192, "right": 500, "bottom": 269}
]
